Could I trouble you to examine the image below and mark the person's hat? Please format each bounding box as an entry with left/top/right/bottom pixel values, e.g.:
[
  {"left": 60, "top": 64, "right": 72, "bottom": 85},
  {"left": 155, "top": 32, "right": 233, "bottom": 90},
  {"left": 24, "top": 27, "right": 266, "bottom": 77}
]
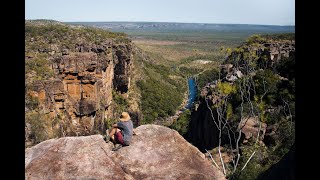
[{"left": 120, "top": 112, "right": 130, "bottom": 121}]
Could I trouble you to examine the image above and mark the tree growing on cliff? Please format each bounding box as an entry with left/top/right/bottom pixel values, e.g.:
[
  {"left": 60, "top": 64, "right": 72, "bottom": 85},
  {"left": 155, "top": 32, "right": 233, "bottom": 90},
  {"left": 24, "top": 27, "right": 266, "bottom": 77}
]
[{"left": 203, "top": 34, "right": 295, "bottom": 179}]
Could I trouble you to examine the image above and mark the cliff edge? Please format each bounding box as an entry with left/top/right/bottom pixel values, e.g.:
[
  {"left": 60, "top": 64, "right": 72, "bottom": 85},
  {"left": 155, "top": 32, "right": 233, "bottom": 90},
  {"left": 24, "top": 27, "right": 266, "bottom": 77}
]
[{"left": 25, "top": 125, "right": 225, "bottom": 179}]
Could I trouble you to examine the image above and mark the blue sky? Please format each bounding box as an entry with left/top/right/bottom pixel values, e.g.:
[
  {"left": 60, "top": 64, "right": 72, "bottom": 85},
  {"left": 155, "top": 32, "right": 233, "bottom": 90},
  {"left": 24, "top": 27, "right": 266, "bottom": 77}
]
[{"left": 25, "top": 0, "right": 295, "bottom": 25}]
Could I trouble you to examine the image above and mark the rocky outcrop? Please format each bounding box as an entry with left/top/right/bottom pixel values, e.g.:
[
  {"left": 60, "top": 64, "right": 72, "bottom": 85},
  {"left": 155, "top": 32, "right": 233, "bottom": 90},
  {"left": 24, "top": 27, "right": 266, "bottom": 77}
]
[
  {"left": 26, "top": 41, "right": 133, "bottom": 138},
  {"left": 239, "top": 116, "right": 267, "bottom": 143},
  {"left": 223, "top": 40, "right": 295, "bottom": 77},
  {"left": 25, "top": 125, "right": 225, "bottom": 180},
  {"left": 263, "top": 42, "right": 295, "bottom": 63}
]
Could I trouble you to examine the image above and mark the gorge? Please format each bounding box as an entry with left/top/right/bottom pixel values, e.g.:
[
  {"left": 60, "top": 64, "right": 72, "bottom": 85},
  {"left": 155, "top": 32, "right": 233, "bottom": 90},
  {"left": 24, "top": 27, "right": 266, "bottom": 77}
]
[{"left": 25, "top": 20, "right": 295, "bottom": 180}]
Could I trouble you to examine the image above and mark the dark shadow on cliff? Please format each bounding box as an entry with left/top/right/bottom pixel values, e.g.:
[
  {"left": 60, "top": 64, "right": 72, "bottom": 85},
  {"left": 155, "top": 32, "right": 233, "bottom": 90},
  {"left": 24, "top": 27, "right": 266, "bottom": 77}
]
[
  {"left": 257, "top": 143, "right": 295, "bottom": 180},
  {"left": 185, "top": 98, "right": 244, "bottom": 152}
]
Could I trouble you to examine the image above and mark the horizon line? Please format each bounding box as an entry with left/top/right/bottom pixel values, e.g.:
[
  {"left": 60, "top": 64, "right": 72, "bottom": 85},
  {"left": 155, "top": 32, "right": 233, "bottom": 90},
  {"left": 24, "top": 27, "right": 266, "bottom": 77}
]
[{"left": 26, "top": 19, "right": 295, "bottom": 27}]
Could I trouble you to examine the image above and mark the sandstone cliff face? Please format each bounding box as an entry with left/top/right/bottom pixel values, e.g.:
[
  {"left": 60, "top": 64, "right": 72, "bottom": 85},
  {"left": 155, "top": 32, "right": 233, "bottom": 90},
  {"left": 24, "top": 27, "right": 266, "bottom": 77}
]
[
  {"left": 25, "top": 125, "right": 226, "bottom": 180},
  {"left": 26, "top": 39, "right": 133, "bottom": 139}
]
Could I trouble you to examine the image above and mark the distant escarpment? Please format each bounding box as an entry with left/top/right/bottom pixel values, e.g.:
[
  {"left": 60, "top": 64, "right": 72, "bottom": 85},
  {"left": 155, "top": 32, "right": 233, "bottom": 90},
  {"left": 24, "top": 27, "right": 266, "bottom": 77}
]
[
  {"left": 25, "top": 21, "right": 133, "bottom": 146},
  {"left": 223, "top": 34, "right": 295, "bottom": 76},
  {"left": 25, "top": 125, "right": 226, "bottom": 180},
  {"left": 184, "top": 34, "right": 295, "bottom": 178}
]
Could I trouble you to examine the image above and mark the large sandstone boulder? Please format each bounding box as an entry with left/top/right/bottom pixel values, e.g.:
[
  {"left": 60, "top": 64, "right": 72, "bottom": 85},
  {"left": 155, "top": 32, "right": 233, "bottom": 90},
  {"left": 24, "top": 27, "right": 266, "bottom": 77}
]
[
  {"left": 239, "top": 117, "right": 267, "bottom": 142},
  {"left": 25, "top": 125, "right": 225, "bottom": 180}
]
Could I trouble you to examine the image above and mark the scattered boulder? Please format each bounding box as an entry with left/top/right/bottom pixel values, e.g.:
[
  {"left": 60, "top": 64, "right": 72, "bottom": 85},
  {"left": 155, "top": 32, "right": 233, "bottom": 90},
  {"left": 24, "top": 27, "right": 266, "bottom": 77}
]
[{"left": 239, "top": 117, "right": 267, "bottom": 141}]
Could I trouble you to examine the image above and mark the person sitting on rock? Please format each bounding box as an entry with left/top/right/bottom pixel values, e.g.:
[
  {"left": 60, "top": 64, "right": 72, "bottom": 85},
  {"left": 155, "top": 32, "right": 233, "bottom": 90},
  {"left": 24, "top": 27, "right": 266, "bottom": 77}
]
[{"left": 104, "top": 112, "right": 134, "bottom": 151}]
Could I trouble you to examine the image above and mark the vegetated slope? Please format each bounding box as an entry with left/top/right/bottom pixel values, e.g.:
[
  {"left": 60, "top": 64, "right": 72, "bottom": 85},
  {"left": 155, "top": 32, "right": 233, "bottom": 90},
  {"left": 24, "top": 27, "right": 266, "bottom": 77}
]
[
  {"left": 170, "top": 33, "right": 295, "bottom": 179},
  {"left": 130, "top": 32, "right": 225, "bottom": 125},
  {"left": 131, "top": 45, "right": 187, "bottom": 124},
  {"left": 25, "top": 20, "right": 133, "bottom": 147}
]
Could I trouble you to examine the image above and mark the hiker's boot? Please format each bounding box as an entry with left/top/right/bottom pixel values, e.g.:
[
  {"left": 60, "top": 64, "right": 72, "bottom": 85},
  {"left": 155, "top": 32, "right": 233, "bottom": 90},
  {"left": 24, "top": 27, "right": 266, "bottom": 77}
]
[
  {"left": 103, "top": 135, "right": 110, "bottom": 143},
  {"left": 112, "top": 144, "right": 123, "bottom": 151}
]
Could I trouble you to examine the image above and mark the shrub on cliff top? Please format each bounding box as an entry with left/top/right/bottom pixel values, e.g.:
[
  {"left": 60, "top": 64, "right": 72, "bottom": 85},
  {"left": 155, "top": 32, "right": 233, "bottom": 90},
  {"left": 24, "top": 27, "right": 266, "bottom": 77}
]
[
  {"left": 169, "top": 109, "right": 191, "bottom": 136},
  {"left": 25, "top": 21, "right": 131, "bottom": 53}
]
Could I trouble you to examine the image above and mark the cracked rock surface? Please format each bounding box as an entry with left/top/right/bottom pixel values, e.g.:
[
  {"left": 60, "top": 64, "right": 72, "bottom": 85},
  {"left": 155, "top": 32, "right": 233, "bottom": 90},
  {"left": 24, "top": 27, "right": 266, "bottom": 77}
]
[{"left": 25, "top": 125, "right": 225, "bottom": 180}]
